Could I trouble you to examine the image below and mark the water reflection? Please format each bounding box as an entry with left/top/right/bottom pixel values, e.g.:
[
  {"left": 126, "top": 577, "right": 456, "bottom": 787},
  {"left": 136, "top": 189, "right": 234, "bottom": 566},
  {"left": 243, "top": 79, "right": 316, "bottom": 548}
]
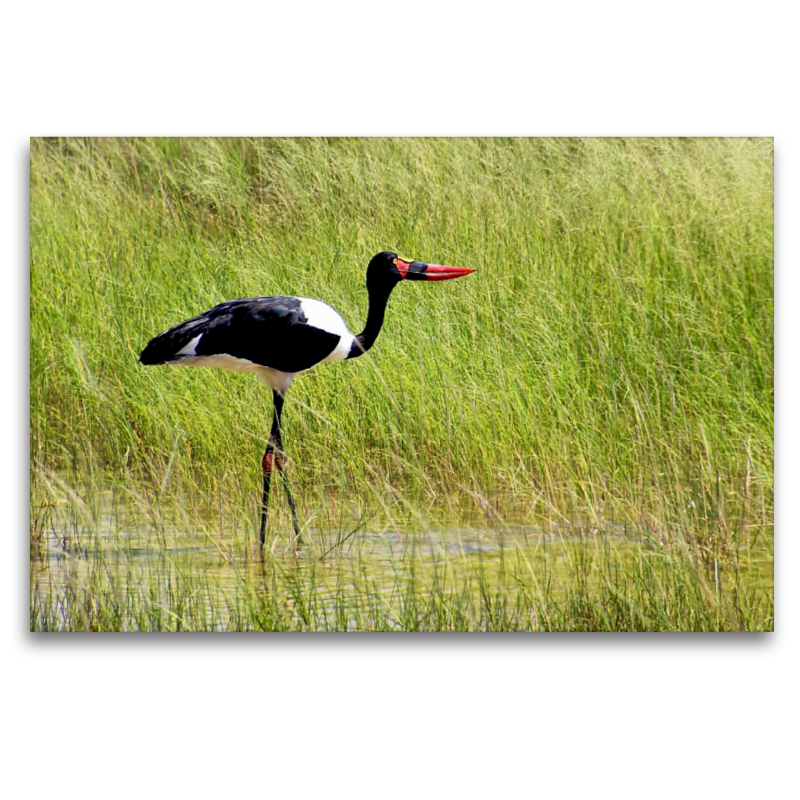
[{"left": 30, "top": 502, "right": 774, "bottom": 632}]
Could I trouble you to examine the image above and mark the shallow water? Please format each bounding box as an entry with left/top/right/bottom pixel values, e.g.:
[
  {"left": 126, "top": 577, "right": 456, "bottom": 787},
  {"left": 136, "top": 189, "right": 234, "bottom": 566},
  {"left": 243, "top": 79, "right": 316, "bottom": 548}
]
[{"left": 30, "top": 496, "right": 774, "bottom": 632}]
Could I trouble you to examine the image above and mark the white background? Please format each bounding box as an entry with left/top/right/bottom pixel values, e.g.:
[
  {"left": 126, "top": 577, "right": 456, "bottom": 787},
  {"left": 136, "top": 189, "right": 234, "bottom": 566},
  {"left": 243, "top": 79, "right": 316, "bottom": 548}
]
[{"left": 5, "top": 3, "right": 794, "bottom": 798}]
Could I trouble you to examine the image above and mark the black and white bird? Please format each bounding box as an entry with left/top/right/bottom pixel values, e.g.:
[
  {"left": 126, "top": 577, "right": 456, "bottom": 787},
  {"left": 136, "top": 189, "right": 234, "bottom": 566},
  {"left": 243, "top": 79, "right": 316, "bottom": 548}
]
[{"left": 139, "top": 251, "right": 475, "bottom": 545}]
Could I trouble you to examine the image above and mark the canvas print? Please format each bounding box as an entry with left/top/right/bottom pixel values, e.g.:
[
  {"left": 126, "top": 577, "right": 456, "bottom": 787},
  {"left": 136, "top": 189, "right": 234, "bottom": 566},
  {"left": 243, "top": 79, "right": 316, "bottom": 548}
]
[{"left": 29, "top": 137, "right": 774, "bottom": 631}]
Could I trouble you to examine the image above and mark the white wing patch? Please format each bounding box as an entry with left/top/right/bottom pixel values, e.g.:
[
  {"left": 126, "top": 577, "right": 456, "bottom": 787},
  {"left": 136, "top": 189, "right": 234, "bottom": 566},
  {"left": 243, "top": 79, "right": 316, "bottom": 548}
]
[
  {"left": 298, "top": 297, "right": 355, "bottom": 361},
  {"left": 175, "top": 334, "right": 203, "bottom": 356}
]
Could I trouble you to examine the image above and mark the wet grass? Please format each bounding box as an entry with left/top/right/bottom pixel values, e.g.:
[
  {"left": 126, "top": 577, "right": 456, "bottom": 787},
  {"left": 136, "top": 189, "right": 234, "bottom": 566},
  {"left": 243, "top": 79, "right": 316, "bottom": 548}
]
[
  {"left": 30, "top": 524, "right": 774, "bottom": 632},
  {"left": 30, "top": 137, "right": 774, "bottom": 631},
  {"left": 30, "top": 465, "right": 773, "bottom": 632}
]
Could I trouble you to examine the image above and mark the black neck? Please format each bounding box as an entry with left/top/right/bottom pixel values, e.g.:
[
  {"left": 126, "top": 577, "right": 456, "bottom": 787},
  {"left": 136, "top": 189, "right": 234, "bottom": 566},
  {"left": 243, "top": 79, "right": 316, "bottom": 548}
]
[{"left": 347, "top": 282, "right": 396, "bottom": 359}]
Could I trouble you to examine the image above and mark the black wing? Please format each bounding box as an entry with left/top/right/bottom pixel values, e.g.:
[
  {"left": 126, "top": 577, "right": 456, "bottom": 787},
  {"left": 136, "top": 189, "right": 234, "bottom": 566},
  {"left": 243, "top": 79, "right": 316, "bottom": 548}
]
[{"left": 139, "top": 297, "right": 342, "bottom": 373}]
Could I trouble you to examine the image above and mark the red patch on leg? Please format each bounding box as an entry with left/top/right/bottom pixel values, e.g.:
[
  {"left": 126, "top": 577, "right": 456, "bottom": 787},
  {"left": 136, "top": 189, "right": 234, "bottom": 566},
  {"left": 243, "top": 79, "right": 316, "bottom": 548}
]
[{"left": 262, "top": 451, "right": 287, "bottom": 474}]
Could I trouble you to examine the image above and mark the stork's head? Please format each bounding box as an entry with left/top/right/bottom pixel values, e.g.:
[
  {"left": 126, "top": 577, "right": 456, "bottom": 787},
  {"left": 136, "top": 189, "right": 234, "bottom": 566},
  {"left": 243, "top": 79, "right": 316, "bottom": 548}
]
[{"left": 366, "top": 251, "right": 474, "bottom": 292}]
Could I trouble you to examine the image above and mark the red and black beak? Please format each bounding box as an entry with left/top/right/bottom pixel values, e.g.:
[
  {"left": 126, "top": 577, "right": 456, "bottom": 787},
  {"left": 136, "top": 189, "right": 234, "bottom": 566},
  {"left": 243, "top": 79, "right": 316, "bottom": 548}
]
[{"left": 396, "top": 258, "right": 475, "bottom": 281}]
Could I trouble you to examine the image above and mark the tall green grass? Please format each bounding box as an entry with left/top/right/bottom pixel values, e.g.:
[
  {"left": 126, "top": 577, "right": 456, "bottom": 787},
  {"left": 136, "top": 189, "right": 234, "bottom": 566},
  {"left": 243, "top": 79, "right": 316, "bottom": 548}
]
[
  {"left": 31, "top": 138, "right": 772, "bottom": 520},
  {"left": 30, "top": 138, "right": 773, "bottom": 630}
]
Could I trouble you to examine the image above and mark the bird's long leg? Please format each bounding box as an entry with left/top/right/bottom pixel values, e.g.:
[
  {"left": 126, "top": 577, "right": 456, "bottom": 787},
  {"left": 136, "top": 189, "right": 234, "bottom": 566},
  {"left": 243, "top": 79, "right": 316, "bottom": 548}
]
[
  {"left": 260, "top": 391, "right": 282, "bottom": 546},
  {"left": 260, "top": 390, "right": 301, "bottom": 546},
  {"left": 259, "top": 435, "right": 275, "bottom": 547}
]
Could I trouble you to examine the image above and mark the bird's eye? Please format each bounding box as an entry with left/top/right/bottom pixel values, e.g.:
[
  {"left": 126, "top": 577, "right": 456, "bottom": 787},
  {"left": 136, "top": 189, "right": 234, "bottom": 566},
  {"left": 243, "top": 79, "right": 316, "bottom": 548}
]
[{"left": 392, "top": 258, "right": 398, "bottom": 265}]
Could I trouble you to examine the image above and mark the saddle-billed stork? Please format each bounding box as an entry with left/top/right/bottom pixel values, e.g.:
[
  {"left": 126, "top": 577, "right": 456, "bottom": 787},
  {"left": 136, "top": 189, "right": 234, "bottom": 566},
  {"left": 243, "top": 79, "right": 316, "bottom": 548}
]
[{"left": 139, "top": 251, "right": 475, "bottom": 545}]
